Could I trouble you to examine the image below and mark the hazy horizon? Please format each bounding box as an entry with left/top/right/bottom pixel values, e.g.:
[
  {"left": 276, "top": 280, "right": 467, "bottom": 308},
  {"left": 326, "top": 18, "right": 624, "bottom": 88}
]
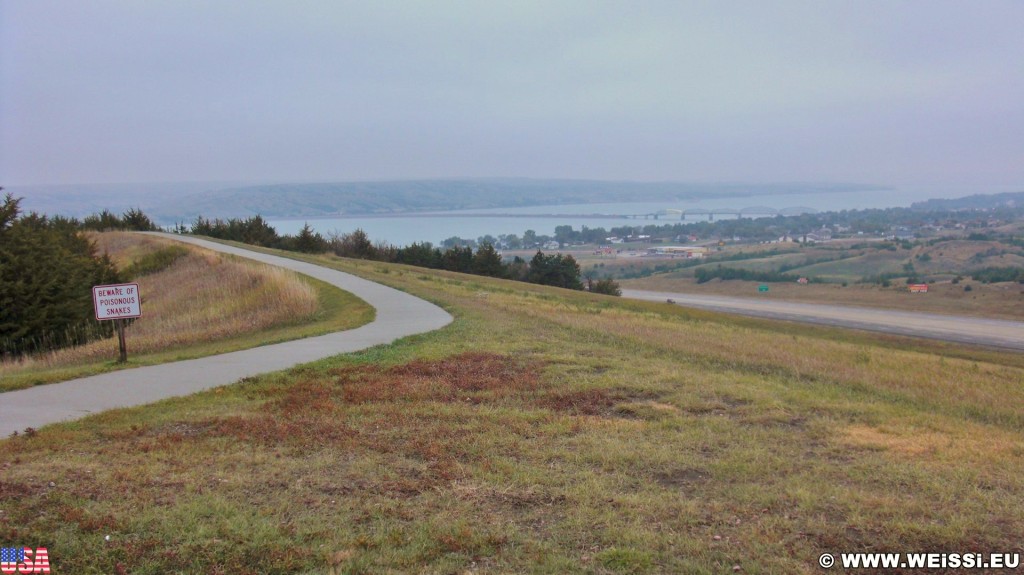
[{"left": 3, "top": 2, "right": 1022, "bottom": 189}]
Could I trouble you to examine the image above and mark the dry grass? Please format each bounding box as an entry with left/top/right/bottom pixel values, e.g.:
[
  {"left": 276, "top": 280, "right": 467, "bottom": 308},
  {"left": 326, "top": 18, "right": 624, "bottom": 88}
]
[
  {"left": 1, "top": 250, "right": 1022, "bottom": 573},
  {"left": 0, "top": 233, "right": 351, "bottom": 388},
  {"left": 622, "top": 274, "right": 1024, "bottom": 320}
]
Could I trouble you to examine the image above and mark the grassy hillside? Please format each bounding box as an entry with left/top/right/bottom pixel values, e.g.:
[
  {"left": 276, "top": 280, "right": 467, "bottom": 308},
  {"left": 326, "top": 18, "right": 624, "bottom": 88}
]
[
  {"left": 2, "top": 248, "right": 1021, "bottom": 573},
  {"left": 0, "top": 233, "right": 374, "bottom": 391}
]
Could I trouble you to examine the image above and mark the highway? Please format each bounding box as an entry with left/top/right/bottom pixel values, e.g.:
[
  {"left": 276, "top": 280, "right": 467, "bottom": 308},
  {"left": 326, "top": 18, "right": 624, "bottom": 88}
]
[{"left": 622, "top": 289, "right": 1024, "bottom": 351}]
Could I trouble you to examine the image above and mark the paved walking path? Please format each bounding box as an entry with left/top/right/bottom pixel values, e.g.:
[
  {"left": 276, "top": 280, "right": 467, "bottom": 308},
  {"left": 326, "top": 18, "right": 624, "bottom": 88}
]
[
  {"left": 623, "top": 289, "right": 1024, "bottom": 351},
  {"left": 0, "top": 234, "right": 453, "bottom": 436}
]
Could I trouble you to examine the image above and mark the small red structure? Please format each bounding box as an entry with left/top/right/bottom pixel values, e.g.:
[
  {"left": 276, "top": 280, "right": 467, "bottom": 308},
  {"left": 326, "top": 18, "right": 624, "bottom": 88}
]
[{"left": 909, "top": 284, "right": 929, "bottom": 293}]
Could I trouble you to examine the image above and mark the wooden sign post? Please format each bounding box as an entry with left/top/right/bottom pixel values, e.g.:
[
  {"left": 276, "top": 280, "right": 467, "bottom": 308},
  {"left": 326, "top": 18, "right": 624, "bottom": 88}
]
[
  {"left": 92, "top": 283, "right": 142, "bottom": 363},
  {"left": 115, "top": 319, "right": 128, "bottom": 363}
]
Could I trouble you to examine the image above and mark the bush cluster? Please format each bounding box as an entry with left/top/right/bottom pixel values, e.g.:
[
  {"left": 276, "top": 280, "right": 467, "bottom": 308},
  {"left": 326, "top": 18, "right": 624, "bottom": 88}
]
[{"left": 694, "top": 265, "right": 809, "bottom": 284}]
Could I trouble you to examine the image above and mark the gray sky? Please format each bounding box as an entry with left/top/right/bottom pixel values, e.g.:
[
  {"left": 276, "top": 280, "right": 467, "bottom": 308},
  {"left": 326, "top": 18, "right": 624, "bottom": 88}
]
[{"left": 2, "top": 1, "right": 1022, "bottom": 188}]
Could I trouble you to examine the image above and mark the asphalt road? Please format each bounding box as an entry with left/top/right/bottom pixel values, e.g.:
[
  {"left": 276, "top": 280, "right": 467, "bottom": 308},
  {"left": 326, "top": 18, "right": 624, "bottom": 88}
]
[
  {"left": 0, "top": 234, "right": 453, "bottom": 436},
  {"left": 623, "top": 289, "right": 1024, "bottom": 351}
]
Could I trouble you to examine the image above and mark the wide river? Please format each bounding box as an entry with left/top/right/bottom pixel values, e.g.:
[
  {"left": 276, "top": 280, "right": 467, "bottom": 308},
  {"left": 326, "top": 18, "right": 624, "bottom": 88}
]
[{"left": 267, "top": 185, "right": 1008, "bottom": 246}]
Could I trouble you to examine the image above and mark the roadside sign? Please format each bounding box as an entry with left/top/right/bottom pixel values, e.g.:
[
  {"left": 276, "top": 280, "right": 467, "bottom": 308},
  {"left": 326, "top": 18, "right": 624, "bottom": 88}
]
[
  {"left": 758, "top": 284, "right": 770, "bottom": 293},
  {"left": 908, "top": 284, "right": 929, "bottom": 293},
  {"left": 92, "top": 283, "right": 141, "bottom": 363},
  {"left": 93, "top": 283, "right": 142, "bottom": 320}
]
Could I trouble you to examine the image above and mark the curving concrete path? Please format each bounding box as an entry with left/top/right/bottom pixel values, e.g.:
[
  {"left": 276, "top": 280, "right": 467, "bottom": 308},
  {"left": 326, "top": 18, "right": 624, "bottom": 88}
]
[
  {"left": 623, "top": 289, "right": 1024, "bottom": 351},
  {"left": 0, "top": 234, "right": 453, "bottom": 436}
]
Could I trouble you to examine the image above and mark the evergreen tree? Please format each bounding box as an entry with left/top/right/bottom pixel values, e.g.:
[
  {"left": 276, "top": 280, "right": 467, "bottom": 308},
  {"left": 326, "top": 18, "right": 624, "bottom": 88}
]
[
  {"left": 82, "top": 209, "right": 123, "bottom": 231},
  {"left": 330, "top": 228, "right": 375, "bottom": 259},
  {"left": 238, "top": 216, "right": 279, "bottom": 246},
  {"left": 0, "top": 194, "right": 121, "bottom": 356},
  {"left": 395, "top": 242, "right": 442, "bottom": 268},
  {"left": 441, "top": 245, "right": 474, "bottom": 273},
  {"left": 471, "top": 243, "right": 507, "bottom": 278},
  {"left": 293, "top": 223, "right": 327, "bottom": 253},
  {"left": 527, "top": 251, "right": 583, "bottom": 290},
  {"left": 122, "top": 207, "right": 159, "bottom": 231}
]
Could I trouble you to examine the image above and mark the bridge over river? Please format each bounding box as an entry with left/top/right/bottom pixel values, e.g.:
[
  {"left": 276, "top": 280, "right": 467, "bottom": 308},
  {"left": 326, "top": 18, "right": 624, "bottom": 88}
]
[
  {"left": 358, "top": 206, "right": 819, "bottom": 221},
  {"left": 658, "top": 206, "right": 819, "bottom": 220}
]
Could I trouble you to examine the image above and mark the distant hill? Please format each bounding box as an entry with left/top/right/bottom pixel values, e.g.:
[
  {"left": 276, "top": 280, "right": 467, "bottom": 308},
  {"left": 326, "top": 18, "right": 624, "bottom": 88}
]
[
  {"left": 11, "top": 181, "right": 247, "bottom": 219},
  {"left": 911, "top": 191, "right": 1024, "bottom": 211},
  {"left": 146, "top": 179, "right": 883, "bottom": 223}
]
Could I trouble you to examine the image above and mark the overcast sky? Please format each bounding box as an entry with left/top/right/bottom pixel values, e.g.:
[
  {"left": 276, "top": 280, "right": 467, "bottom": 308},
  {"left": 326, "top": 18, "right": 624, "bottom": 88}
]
[{"left": 2, "top": 1, "right": 1022, "bottom": 188}]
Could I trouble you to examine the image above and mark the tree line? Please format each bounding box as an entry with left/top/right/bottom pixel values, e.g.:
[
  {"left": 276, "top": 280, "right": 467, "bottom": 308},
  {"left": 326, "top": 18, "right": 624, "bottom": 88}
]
[
  {"left": 174, "top": 215, "right": 620, "bottom": 294},
  {"left": 693, "top": 265, "right": 814, "bottom": 284},
  {"left": 438, "top": 203, "right": 1024, "bottom": 250}
]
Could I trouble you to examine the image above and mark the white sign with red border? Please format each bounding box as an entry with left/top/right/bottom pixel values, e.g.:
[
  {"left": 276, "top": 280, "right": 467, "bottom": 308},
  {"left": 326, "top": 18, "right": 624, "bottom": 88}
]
[{"left": 92, "top": 283, "right": 142, "bottom": 320}]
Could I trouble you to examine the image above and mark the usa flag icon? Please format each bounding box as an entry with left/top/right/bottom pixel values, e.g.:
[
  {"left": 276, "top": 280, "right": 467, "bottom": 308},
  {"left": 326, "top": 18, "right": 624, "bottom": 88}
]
[
  {"left": 1, "top": 547, "right": 49, "bottom": 573},
  {"left": 0, "top": 547, "right": 22, "bottom": 562}
]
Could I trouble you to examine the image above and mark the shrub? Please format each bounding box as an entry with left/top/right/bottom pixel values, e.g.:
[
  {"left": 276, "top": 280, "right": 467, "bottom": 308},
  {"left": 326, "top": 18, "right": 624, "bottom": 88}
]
[
  {"left": 971, "top": 267, "right": 1024, "bottom": 284},
  {"left": 123, "top": 245, "right": 189, "bottom": 277},
  {"left": 694, "top": 265, "right": 806, "bottom": 284},
  {"left": 590, "top": 278, "right": 622, "bottom": 296}
]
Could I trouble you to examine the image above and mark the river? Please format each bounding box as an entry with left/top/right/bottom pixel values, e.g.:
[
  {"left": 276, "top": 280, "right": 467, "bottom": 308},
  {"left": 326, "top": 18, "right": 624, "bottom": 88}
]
[{"left": 267, "top": 185, "right": 1012, "bottom": 246}]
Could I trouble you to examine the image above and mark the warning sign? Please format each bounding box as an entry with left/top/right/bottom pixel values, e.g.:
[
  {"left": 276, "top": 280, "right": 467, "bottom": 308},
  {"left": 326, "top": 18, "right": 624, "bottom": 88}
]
[{"left": 93, "top": 283, "right": 142, "bottom": 320}]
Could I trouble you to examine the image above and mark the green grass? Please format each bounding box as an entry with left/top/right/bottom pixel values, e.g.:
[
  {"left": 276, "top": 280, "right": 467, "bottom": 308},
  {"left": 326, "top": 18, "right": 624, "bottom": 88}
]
[{"left": 2, "top": 248, "right": 1022, "bottom": 573}]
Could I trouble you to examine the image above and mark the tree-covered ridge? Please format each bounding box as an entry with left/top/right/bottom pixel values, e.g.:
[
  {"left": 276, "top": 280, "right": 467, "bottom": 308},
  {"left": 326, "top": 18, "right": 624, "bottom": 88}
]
[
  {"left": 911, "top": 191, "right": 1024, "bottom": 211},
  {"left": 473, "top": 203, "right": 1024, "bottom": 249},
  {"left": 149, "top": 179, "right": 882, "bottom": 220},
  {"left": 0, "top": 194, "right": 123, "bottom": 356}
]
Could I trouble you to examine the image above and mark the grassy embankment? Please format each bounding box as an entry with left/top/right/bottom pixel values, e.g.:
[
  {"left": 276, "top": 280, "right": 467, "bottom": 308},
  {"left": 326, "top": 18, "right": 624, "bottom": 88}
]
[
  {"left": 2, "top": 247, "right": 1023, "bottom": 573},
  {"left": 0, "top": 233, "right": 374, "bottom": 391}
]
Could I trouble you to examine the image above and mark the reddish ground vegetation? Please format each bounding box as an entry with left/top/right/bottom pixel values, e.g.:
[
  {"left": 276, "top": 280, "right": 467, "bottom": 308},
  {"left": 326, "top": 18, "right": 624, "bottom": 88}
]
[{"left": 331, "top": 352, "right": 542, "bottom": 404}]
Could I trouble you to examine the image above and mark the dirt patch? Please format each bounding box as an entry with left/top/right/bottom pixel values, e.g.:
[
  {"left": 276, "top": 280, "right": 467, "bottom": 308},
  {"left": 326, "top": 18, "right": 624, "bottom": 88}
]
[
  {"left": 682, "top": 396, "right": 752, "bottom": 417},
  {"left": 540, "top": 388, "right": 621, "bottom": 415},
  {"left": 615, "top": 400, "right": 681, "bottom": 420},
  {"left": 152, "top": 422, "right": 212, "bottom": 438},
  {"left": 538, "top": 387, "right": 662, "bottom": 417},
  {"left": 653, "top": 468, "right": 709, "bottom": 490},
  {"left": 331, "top": 352, "right": 542, "bottom": 404},
  {"left": 453, "top": 483, "right": 568, "bottom": 510},
  {"left": 0, "top": 480, "right": 33, "bottom": 500},
  {"left": 742, "top": 414, "right": 807, "bottom": 429},
  {"left": 58, "top": 505, "right": 122, "bottom": 532},
  {"left": 213, "top": 414, "right": 358, "bottom": 446},
  {"left": 720, "top": 396, "right": 752, "bottom": 408}
]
